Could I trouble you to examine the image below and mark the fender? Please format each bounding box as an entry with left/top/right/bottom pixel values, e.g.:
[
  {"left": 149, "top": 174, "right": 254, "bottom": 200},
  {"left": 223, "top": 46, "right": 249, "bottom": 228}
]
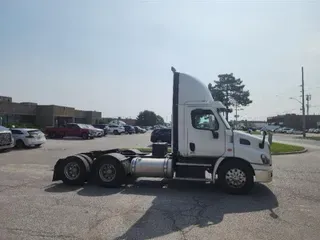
[
  {"left": 212, "top": 157, "right": 225, "bottom": 183},
  {"left": 212, "top": 157, "right": 255, "bottom": 183}
]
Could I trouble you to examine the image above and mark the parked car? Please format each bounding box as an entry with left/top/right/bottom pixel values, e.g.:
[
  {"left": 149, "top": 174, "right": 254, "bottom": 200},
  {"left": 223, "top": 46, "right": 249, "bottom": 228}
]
[
  {"left": 293, "top": 130, "right": 303, "bottom": 134},
  {"left": 92, "top": 124, "right": 109, "bottom": 136},
  {"left": 150, "top": 128, "right": 171, "bottom": 143},
  {"left": 124, "top": 125, "right": 135, "bottom": 134},
  {"left": 11, "top": 128, "right": 46, "bottom": 148},
  {"left": 314, "top": 129, "right": 320, "bottom": 133},
  {"left": 285, "top": 128, "right": 294, "bottom": 134},
  {"left": 85, "top": 125, "right": 104, "bottom": 137},
  {"left": 278, "top": 127, "right": 291, "bottom": 133},
  {"left": 0, "top": 126, "right": 14, "bottom": 152},
  {"left": 45, "top": 123, "right": 94, "bottom": 139},
  {"left": 134, "top": 126, "right": 146, "bottom": 134},
  {"left": 107, "top": 124, "right": 125, "bottom": 135}
]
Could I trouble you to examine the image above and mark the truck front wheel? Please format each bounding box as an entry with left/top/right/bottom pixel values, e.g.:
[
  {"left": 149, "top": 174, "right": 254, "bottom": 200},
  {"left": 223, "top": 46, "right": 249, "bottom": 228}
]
[{"left": 217, "top": 161, "right": 254, "bottom": 195}]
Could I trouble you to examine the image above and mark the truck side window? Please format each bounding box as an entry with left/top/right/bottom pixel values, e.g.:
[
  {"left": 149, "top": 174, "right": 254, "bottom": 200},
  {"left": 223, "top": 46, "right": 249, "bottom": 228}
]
[{"left": 191, "top": 109, "right": 219, "bottom": 131}]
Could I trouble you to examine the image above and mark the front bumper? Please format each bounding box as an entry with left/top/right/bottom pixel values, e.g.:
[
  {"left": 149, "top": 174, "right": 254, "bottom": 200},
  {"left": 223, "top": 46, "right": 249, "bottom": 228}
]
[
  {"left": 255, "top": 169, "right": 273, "bottom": 183},
  {"left": 0, "top": 142, "right": 14, "bottom": 150}
]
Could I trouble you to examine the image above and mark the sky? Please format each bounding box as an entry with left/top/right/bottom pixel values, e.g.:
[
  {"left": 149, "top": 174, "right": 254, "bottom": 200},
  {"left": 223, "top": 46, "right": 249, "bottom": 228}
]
[{"left": 0, "top": 0, "right": 319, "bottom": 122}]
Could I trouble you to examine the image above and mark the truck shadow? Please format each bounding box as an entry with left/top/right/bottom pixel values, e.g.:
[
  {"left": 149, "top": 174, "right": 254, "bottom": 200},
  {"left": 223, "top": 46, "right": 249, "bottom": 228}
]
[{"left": 46, "top": 180, "right": 278, "bottom": 239}]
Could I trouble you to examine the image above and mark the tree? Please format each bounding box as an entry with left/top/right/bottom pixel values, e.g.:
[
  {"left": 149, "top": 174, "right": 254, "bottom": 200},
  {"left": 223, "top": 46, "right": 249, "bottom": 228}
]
[
  {"left": 208, "top": 73, "right": 252, "bottom": 121},
  {"left": 156, "top": 115, "right": 165, "bottom": 125},
  {"left": 136, "top": 110, "right": 158, "bottom": 126}
]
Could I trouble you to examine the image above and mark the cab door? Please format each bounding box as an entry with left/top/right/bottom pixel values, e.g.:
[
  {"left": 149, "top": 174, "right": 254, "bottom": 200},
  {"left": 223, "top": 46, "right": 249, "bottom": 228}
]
[{"left": 186, "top": 107, "right": 226, "bottom": 157}]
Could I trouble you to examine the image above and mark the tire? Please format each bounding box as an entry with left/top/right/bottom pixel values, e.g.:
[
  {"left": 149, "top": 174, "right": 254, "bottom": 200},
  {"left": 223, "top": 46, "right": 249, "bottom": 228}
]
[
  {"left": 217, "top": 160, "right": 254, "bottom": 195},
  {"left": 94, "top": 157, "right": 125, "bottom": 187},
  {"left": 16, "top": 139, "right": 26, "bottom": 149},
  {"left": 113, "top": 130, "right": 119, "bottom": 135},
  {"left": 60, "top": 155, "right": 89, "bottom": 185},
  {"left": 82, "top": 132, "right": 89, "bottom": 140},
  {"left": 48, "top": 132, "right": 56, "bottom": 139},
  {"left": 0, "top": 148, "right": 11, "bottom": 153}
]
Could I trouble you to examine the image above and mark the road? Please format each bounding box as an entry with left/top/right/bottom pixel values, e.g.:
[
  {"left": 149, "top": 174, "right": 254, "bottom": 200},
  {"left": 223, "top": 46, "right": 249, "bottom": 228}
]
[{"left": 0, "top": 133, "right": 319, "bottom": 240}]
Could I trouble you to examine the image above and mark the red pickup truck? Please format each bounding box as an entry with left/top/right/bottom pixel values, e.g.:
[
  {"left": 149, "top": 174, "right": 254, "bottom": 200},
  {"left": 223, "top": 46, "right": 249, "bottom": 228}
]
[{"left": 45, "top": 123, "right": 94, "bottom": 139}]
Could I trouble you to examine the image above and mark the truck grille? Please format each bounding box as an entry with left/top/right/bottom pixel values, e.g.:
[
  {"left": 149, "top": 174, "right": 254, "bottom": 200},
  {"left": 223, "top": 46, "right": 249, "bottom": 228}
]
[{"left": 0, "top": 132, "right": 12, "bottom": 146}]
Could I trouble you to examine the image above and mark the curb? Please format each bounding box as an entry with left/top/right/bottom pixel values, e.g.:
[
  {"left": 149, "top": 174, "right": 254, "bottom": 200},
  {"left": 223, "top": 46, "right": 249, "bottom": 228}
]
[{"left": 272, "top": 148, "right": 308, "bottom": 156}]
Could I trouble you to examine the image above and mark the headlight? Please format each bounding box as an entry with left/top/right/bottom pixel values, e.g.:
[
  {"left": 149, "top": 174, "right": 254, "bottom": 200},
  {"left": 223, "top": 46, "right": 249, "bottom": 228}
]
[{"left": 261, "top": 154, "right": 270, "bottom": 165}]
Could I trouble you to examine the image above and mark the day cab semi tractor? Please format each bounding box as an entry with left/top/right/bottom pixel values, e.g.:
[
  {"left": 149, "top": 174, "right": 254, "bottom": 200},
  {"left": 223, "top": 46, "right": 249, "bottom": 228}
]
[{"left": 52, "top": 68, "right": 273, "bottom": 194}]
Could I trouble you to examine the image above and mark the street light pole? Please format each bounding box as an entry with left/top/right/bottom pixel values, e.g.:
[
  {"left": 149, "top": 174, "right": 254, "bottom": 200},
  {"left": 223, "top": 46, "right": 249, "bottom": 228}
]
[{"left": 301, "top": 67, "right": 306, "bottom": 138}]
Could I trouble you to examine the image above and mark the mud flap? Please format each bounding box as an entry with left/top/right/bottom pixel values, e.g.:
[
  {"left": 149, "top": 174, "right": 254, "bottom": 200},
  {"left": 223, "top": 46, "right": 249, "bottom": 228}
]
[{"left": 52, "top": 159, "right": 63, "bottom": 181}]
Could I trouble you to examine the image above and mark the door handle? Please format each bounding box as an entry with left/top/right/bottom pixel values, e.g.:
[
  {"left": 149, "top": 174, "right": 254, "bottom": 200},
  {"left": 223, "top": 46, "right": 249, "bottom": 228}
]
[{"left": 189, "top": 142, "right": 195, "bottom": 152}]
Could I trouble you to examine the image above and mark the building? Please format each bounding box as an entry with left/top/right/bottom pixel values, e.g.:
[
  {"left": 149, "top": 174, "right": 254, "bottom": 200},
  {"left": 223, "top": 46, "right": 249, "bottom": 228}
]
[
  {"left": 0, "top": 96, "right": 12, "bottom": 103},
  {"left": 267, "top": 114, "right": 320, "bottom": 130},
  {"left": 0, "top": 95, "right": 102, "bottom": 128}
]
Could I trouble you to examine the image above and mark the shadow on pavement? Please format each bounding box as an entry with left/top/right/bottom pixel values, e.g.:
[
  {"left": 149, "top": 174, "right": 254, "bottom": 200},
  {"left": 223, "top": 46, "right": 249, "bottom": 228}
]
[
  {"left": 46, "top": 180, "right": 278, "bottom": 239},
  {"left": 45, "top": 183, "right": 83, "bottom": 193}
]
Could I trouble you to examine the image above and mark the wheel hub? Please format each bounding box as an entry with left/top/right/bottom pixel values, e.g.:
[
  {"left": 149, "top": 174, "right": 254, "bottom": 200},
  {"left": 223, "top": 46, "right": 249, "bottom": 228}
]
[
  {"left": 64, "top": 162, "right": 80, "bottom": 180},
  {"left": 225, "top": 168, "right": 246, "bottom": 188},
  {"left": 99, "top": 164, "right": 116, "bottom": 182}
]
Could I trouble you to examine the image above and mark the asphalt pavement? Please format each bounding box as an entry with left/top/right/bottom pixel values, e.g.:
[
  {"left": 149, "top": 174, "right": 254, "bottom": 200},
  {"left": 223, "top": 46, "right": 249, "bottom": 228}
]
[{"left": 0, "top": 132, "right": 319, "bottom": 240}]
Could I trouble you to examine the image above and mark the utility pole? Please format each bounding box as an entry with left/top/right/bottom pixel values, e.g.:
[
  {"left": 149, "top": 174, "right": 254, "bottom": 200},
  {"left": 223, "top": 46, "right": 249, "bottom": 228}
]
[
  {"left": 301, "top": 67, "right": 306, "bottom": 138},
  {"left": 235, "top": 102, "right": 239, "bottom": 127},
  {"left": 306, "top": 94, "right": 311, "bottom": 115}
]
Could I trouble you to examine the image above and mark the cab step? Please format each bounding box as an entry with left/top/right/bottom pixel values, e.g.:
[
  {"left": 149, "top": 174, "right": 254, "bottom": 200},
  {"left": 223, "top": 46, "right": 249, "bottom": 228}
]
[{"left": 173, "top": 177, "right": 212, "bottom": 182}]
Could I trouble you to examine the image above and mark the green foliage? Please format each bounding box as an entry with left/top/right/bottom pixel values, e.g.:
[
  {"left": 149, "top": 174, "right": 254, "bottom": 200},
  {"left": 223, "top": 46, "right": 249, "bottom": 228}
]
[
  {"left": 156, "top": 115, "right": 165, "bottom": 125},
  {"left": 136, "top": 110, "right": 158, "bottom": 126},
  {"left": 208, "top": 73, "right": 252, "bottom": 120},
  {"left": 271, "top": 142, "right": 304, "bottom": 154}
]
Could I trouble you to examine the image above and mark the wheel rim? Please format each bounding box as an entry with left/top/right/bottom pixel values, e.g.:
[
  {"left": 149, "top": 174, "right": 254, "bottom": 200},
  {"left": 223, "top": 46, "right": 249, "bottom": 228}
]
[
  {"left": 64, "top": 162, "right": 81, "bottom": 180},
  {"left": 99, "top": 164, "right": 116, "bottom": 182},
  {"left": 225, "top": 168, "right": 246, "bottom": 188}
]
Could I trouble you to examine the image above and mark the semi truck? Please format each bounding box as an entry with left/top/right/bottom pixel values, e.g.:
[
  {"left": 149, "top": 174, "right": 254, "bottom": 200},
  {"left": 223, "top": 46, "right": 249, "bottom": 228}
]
[{"left": 52, "top": 68, "right": 273, "bottom": 194}]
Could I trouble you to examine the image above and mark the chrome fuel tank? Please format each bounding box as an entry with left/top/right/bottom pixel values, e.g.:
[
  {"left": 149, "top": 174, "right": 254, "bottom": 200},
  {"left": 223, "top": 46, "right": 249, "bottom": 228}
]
[{"left": 130, "top": 157, "right": 173, "bottom": 178}]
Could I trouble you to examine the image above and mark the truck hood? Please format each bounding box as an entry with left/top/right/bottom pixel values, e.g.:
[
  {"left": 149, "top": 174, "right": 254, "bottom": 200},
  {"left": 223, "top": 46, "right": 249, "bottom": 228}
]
[
  {"left": 232, "top": 130, "right": 271, "bottom": 165},
  {"left": 233, "top": 130, "right": 262, "bottom": 142},
  {"left": 233, "top": 130, "right": 270, "bottom": 153},
  {"left": 234, "top": 130, "right": 272, "bottom": 144}
]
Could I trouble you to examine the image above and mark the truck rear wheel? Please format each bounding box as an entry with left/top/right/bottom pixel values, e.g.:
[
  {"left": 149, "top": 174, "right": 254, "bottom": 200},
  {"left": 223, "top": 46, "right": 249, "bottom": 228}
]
[
  {"left": 60, "top": 155, "right": 90, "bottom": 185},
  {"left": 94, "top": 157, "right": 125, "bottom": 187},
  {"left": 48, "top": 132, "right": 56, "bottom": 139},
  {"left": 217, "top": 161, "right": 254, "bottom": 195}
]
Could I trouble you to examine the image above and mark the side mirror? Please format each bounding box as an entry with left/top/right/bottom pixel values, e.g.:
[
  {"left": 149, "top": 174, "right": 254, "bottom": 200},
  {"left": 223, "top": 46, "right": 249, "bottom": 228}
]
[
  {"left": 211, "top": 130, "right": 219, "bottom": 139},
  {"left": 268, "top": 132, "right": 273, "bottom": 145}
]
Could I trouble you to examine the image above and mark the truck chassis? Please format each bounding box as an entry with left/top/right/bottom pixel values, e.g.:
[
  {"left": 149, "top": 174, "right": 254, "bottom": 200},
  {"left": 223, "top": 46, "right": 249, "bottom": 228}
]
[{"left": 52, "top": 144, "right": 255, "bottom": 194}]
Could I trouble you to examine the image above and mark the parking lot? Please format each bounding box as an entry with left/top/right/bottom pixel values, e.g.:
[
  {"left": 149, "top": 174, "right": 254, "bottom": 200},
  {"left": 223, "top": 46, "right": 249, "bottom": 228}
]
[{"left": 0, "top": 133, "right": 320, "bottom": 240}]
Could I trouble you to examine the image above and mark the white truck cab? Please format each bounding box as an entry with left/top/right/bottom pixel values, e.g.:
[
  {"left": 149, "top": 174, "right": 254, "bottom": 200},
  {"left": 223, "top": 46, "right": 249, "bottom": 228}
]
[
  {"left": 168, "top": 69, "right": 272, "bottom": 193},
  {"left": 53, "top": 68, "right": 273, "bottom": 195}
]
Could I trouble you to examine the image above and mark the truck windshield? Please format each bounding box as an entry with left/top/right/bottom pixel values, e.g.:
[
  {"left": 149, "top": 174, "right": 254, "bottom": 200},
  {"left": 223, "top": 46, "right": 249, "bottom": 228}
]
[{"left": 218, "top": 109, "right": 231, "bottom": 130}]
